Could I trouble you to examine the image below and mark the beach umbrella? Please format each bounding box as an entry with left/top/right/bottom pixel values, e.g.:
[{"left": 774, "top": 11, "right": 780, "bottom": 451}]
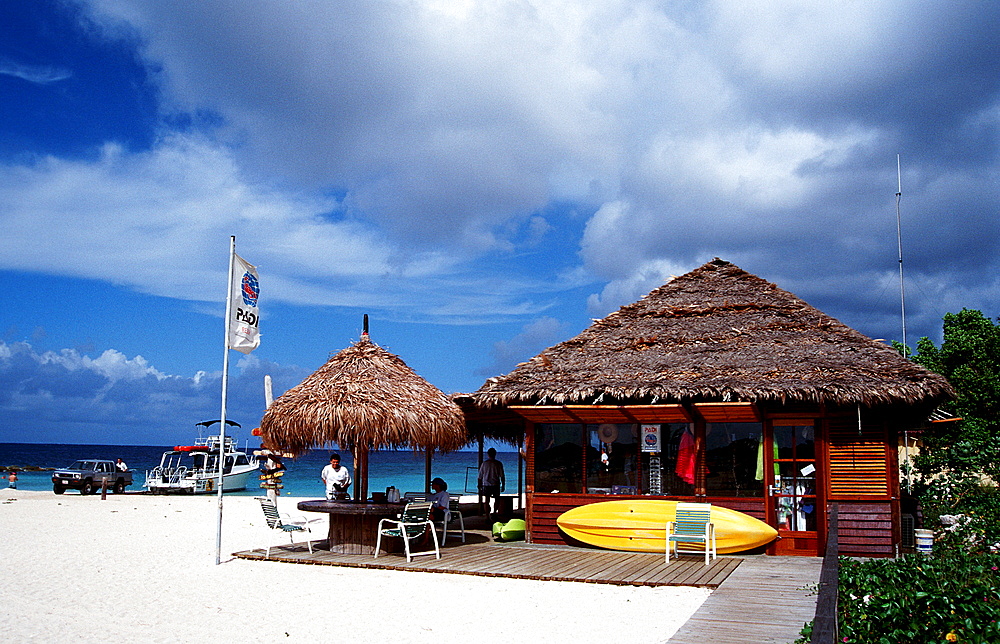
[{"left": 258, "top": 324, "right": 467, "bottom": 501}]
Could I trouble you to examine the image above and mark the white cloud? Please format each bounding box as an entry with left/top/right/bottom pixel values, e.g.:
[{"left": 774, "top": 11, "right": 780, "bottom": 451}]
[
  {"left": 0, "top": 340, "right": 309, "bottom": 444},
  {"left": 476, "top": 316, "right": 570, "bottom": 377},
  {"left": 2, "top": 0, "right": 996, "bottom": 337},
  {"left": 585, "top": 258, "right": 693, "bottom": 318},
  {"left": 0, "top": 60, "right": 72, "bottom": 84}
]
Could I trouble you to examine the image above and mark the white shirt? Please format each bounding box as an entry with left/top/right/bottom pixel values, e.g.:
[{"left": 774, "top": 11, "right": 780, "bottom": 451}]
[
  {"left": 478, "top": 458, "right": 505, "bottom": 487},
  {"left": 427, "top": 489, "right": 450, "bottom": 511},
  {"left": 321, "top": 463, "right": 351, "bottom": 496}
]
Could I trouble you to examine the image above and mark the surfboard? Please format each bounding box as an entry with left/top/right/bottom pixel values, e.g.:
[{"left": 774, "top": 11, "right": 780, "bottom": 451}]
[{"left": 556, "top": 500, "right": 777, "bottom": 554}]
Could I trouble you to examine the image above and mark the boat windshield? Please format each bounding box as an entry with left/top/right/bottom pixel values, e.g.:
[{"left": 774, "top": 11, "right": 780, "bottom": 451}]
[{"left": 186, "top": 453, "right": 238, "bottom": 474}]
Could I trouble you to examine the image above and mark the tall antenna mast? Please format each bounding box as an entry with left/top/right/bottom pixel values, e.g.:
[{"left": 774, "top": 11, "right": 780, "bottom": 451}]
[{"left": 895, "top": 154, "right": 907, "bottom": 354}]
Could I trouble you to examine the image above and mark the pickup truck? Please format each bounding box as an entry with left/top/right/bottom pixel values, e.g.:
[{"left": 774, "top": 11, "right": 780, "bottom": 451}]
[{"left": 52, "top": 460, "right": 133, "bottom": 495}]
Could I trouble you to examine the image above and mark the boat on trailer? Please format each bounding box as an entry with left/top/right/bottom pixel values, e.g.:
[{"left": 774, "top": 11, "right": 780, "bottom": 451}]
[{"left": 145, "top": 420, "right": 258, "bottom": 494}]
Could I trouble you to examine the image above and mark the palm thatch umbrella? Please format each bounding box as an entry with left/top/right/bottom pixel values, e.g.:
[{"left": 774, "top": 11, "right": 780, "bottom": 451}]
[{"left": 259, "top": 327, "right": 467, "bottom": 501}]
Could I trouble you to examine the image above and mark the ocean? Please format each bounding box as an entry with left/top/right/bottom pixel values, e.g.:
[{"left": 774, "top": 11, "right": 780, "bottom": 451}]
[{"left": 0, "top": 442, "right": 515, "bottom": 498}]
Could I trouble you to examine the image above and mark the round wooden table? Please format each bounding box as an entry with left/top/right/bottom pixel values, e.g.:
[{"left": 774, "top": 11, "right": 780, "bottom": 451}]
[{"left": 298, "top": 499, "right": 407, "bottom": 555}]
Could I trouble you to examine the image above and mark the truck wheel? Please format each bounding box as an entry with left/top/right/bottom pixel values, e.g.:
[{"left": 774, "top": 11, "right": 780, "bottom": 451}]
[
  {"left": 80, "top": 480, "right": 93, "bottom": 495},
  {"left": 53, "top": 485, "right": 65, "bottom": 495},
  {"left": 113, "top": 480, "right": 125, "bottom": 494}
]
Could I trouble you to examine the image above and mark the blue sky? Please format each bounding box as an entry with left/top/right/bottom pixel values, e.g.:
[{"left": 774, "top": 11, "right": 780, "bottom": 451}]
[{"left": 1, "top": 0, "right": 998, "bottom": 446}]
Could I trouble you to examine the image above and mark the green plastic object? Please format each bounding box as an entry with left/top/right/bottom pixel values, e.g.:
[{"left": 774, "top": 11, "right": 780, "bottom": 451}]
[{"left": 492, "top": 518, "right": 526, "bottom": 542}]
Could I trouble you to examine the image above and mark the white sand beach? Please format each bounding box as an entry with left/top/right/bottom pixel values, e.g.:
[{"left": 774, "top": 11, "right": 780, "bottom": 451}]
[{"left": 0, "top": 490, "right": 710, "bottom": 643}]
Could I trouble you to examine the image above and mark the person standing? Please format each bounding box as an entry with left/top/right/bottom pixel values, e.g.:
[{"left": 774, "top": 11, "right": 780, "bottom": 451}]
[
  {"left": 115, "top": 458, "right": 129, "bottom": 472},
  {"left": 320, "top": 453, "right": 352, "bottom": 500},
  {"left": 7, "top": 469, "right": 17, "bottom": 489},
  {"left": 478, "top": 448, "right": 505, "bottom": 520}
]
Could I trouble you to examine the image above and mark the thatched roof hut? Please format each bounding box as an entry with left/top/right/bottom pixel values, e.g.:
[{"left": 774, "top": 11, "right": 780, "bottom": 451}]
[
  {"left": 260, "top": 333, "right": 466, "bottom": 499},
  {"left": 261, "top": 335, "right": 466, "bottom": 455},
  {"left": 472, "top": 258, "right": 953, "bottom": 409}
]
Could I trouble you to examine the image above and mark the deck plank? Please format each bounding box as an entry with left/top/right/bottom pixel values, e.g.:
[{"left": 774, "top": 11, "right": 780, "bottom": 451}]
[
  {"left": 233, "top": 541, "right": 740, "bottom": 588},
  {"left": 666, "top": 555, "right": 822, "bottom": 644}
]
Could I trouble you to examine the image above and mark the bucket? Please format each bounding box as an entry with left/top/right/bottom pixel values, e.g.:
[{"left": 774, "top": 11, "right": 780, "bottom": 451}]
[{"left": 914, "top": 529, "right": 934, "bottom": 554}]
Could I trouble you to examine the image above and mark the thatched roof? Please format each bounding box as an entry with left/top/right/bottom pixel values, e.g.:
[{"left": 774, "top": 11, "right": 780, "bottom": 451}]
[
  {"left": 472, "top": 258, "right": 954, "bottom": 409},
  {"left": 260, "top": 335, "right": 467, "bottom": 457}
]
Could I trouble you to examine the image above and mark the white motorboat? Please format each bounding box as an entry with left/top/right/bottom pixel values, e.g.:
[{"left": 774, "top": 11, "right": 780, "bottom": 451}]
[{"left": 145, "top": 421, "right": 258, "bottom": 494}]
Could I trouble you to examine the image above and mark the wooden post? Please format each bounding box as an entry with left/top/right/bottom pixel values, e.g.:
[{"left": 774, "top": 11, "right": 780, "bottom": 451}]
[
  {"left": 477, "top": 437, "right": 485, "bottom": 515},
  {"left": 424, "top": 449, "right": 432, "bottom": 493},
  {"left": 353, "top": 446, "right": 369, "bottom": 501}
]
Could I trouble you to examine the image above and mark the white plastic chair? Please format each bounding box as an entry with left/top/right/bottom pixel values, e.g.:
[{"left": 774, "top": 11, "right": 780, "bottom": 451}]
[
  {"left": 256, "top": 497, "right": 313, "bottom": 558},
  {"left": 374, "top": 502, "right": 440, "bottom": 562}
]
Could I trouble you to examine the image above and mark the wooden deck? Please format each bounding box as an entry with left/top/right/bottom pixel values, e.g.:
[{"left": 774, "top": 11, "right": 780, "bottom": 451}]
[
  {"left": 667, "top": 555, "right": 823, "bottom": 644},
  {"left": 234, "top": 530, "right": 822, "bottom": 642},
  {"left": 233, "top": 538, "right": 741, "bottom": 588}
]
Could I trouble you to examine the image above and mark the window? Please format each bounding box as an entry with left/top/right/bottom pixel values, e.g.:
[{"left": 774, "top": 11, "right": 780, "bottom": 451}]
[
  {"left": 534, "top": 424, "right": 583, "bottom": 493},
  {"left": 586, "top": 424, "right": 638, "bottom": 493},
  {"left": 705, "top": 422, "right": 763, "bottom": 497},
  {"left": 773, "top": 424, "right": 817, "bottom": 531},
  {"left": 644, "top": 423, "right": 696, "bottom": 496}
]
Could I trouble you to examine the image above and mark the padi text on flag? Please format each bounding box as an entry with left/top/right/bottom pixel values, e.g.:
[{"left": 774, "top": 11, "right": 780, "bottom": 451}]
[{"left": 229, "top": 254, "right": 260, "bottom": 354}]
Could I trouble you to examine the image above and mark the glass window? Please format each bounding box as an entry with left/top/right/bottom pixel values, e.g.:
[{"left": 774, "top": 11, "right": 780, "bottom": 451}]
[
  {"left": 773, "top": 424, "right": 817, "bottom": 531},
  {"left": 643, "top": 423, "right": 696, "bottom": 496},
  {"left": 534, "top": 424, "right": 583, "bottom": 493},
  {"left": 705, "top": 422, "right": 763, "bottom": 497},
  {"left": 587, "top": 424, "right": 638, "bottom": 493}
]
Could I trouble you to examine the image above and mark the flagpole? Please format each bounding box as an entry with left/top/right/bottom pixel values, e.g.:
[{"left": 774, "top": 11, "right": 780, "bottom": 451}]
[{"left": 216, "top": 235, "right": 236, "bottom": 565}]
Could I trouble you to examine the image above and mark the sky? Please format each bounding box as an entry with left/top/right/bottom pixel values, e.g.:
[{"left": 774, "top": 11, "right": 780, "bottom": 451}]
[{"left": 1, "top": 0, "right": 998, "bottom": 447}]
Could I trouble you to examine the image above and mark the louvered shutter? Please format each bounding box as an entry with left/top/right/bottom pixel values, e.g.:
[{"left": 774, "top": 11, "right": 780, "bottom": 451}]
[{"left": 827, "top": 417, "right": 889, "bottom": 498}]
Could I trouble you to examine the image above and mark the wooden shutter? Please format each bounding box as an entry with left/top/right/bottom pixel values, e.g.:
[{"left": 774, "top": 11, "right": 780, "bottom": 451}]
[{"left": 827, "top": 416, "right": 889, "bottom": 498}]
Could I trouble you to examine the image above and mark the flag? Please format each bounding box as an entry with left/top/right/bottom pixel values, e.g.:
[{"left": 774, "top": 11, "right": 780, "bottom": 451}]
[{"left": 229, "top": 253, "right": 260, "bottom": 354}]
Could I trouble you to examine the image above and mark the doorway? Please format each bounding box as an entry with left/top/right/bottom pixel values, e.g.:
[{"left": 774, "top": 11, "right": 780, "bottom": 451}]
[{"left": 766, "top": 421, "right": 821, "bottom": 556}]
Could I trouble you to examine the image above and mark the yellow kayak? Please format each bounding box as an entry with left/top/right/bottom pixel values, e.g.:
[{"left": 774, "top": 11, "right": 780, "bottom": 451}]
[{"left": 556, "top": 500, "right": 777, "bottom": 554}]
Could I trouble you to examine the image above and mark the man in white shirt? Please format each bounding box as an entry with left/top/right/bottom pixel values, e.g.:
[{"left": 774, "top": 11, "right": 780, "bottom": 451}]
[{"left": 320, "top": 453, "right": 352, "bottom": 500}]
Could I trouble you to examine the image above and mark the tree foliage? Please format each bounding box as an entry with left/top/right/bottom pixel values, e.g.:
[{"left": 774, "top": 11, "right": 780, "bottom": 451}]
[
  {"left": 910, "top": 309, "right": 1000, "bottom": 481},
  {"left": 905, "top": 309, "right": 1000, "bottom": 548}
]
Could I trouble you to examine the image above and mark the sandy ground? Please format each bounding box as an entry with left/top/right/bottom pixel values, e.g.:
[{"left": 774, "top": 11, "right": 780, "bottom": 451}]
[{"left": 0, "top": 489, "right": 710, "bottom": 643}]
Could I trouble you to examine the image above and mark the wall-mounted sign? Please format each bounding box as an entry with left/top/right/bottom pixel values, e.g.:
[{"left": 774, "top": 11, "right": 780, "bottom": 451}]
[{"left": 641, "top": 424, "right": 661, "bottom": 452}]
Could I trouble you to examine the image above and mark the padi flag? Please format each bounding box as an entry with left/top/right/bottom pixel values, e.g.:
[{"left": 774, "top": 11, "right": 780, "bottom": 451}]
[{"left": 229, "top": 254, "right": 260, "bottom": 354}]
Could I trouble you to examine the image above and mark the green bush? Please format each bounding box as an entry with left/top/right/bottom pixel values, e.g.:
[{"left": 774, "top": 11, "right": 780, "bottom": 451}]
[
  {"left": 918, "top": 476, "right": 1000, "bottom": 552},
  {"left": 837, "top": 550, "right": 1000, "bottom": 643}
]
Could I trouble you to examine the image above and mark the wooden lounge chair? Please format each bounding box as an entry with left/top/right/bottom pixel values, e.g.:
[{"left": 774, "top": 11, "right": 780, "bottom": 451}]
[
  {"left": 374, "top": 501, "right": 440, "bottom": 562},
  {"left": 665, "top": 502, "right": 717, "bottom": 565},
  {"left": 256, "top": 497, "right": 313, "bottom": 558}
]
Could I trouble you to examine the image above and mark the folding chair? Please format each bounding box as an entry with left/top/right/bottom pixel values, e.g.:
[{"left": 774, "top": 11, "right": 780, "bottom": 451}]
[{"left": 256, "top": 497, "right": 313, "bottom": 558}]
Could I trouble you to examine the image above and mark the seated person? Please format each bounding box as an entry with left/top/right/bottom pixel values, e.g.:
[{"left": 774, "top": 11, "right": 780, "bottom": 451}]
[{"left": 427, "top": 477, "right": 450, "bottom": 521}]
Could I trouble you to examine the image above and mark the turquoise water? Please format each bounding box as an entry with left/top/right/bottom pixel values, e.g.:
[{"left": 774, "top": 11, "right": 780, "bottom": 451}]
[{"left": 1, "top": 443, "right": 516, "bottom": 498}]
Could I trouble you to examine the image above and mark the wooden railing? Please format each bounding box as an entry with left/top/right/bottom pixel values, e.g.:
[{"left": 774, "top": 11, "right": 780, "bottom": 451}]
[{"left": 811, "top": 502, "right": 839, "bottom": 644}]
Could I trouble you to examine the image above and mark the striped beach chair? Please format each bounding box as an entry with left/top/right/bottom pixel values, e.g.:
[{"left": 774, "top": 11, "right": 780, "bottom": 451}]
[{"left": 666, "top": 502, "right": 717, "bottom": 565}]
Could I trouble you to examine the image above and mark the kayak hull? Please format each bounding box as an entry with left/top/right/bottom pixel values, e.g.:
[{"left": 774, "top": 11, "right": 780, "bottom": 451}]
[{"left": 556, "top": 500, "right": 777, "bottom": 554}]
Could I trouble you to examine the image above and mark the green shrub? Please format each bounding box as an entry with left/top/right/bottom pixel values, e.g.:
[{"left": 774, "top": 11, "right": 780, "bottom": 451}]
[{"left": 837, "top": 550, "right": 1000, "bottom": 643}]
